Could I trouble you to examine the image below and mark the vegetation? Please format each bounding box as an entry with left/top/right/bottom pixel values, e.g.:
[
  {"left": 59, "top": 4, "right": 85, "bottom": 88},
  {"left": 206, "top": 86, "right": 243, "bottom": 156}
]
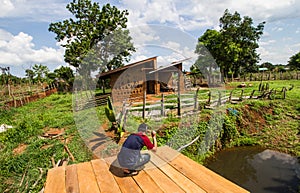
[
  {"left": 195, "top": 9, "right": 265, "bottom": 80},
  {"left": 288, "top": 51, "right": 300, "bottom": 70},
  {"left": 0, "top": 79, "right": 299, "bottom": 192},
  {"left": 155, "top": 80, "right": 300, "bottom": 164},
  {"left": 48, "top": 0, "right": 135, "bottom": 76},
  {"left": 0, "top": 93, "right": 92, "bottom": 192}
]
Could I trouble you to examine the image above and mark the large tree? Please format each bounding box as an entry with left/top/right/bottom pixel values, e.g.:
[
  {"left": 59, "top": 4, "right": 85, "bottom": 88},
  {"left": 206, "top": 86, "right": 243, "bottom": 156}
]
[
  {"left": 48, "top": 0, "right": 135, "bottom": 76},
  {"left": 195, "top": 9, "right": 265, "bottom": 80},
  {"left": 195, "top": 29, "right": 222, "bottom": 84},
  {"left": 288, "top": 51, "right": 300, "bottom": 70}
]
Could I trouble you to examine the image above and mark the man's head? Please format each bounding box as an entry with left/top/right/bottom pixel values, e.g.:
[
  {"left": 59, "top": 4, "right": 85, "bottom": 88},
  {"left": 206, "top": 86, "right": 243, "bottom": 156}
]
[{"left": 138, "top": 123, "right": 148, "bottom": 133}]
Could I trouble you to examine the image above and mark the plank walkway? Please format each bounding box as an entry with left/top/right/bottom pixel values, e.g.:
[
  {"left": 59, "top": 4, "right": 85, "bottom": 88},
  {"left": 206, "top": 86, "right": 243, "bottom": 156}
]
[{"left": 44, "top": 146, "right": 250, "bottom": 193}]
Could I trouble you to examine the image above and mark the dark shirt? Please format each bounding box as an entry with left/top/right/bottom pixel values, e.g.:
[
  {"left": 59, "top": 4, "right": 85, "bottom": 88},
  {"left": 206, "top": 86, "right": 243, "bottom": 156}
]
[{"left": 117, "top": 133, "right": 154, "bottom": 168}]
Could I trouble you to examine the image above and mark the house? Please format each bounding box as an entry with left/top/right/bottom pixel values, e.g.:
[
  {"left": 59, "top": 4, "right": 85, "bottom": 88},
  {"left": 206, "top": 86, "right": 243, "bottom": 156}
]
[{"left": 98, "top": 56, "right": 187, "bottom": 103}]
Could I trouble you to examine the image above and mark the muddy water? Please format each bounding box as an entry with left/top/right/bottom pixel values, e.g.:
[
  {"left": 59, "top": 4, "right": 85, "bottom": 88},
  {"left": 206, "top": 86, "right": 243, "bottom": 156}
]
[{"left": 205, "top": 146, "right": 300, "bottom": 193}]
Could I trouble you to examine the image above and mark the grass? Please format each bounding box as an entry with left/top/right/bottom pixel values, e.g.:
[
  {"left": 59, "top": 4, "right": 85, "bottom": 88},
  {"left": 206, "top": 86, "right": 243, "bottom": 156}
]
[
  {"left": 0, "top": 79, "right": 299, "bottom": 192},
  {"left": 0, "top": 93, "right": 93, "bottom": 193},
  {"left": 155, "top": 80, "right": 300, "bottom": 163}
]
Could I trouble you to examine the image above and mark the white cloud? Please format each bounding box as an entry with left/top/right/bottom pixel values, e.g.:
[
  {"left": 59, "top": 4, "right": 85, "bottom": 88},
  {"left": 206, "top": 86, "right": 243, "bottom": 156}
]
[
  {"left": 0, "top": 30, "right": 64, "bottom": 66},
  {"left": 122, "top": 0, "right": 300, "bottom": 33},
  {"left": 259, "top": 39, "right": 276, "bottom": 46},
  {"left": 0, "top": 0, "right": 70, "bottom": 21},
  {"left": 0, "top": 0, "right": 15, "bottom": 17}
]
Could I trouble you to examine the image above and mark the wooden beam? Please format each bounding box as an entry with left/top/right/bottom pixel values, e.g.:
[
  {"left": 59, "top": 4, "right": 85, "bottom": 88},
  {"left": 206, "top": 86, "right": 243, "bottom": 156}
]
[
  {"left": 77, "top": 162, "right": 101, "bottom": 193},
  {"left": 44, "top": 166, "right": 66, "bottom": 193}
]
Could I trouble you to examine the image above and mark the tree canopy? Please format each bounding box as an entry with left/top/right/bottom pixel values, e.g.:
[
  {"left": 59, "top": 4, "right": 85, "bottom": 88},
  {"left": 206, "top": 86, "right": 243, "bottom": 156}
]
[
  {"left": 48, "top": 0, "right": 135, "bottom": 76},
  {"left": 195, "top": 9, "right": 265, "bottom": 80},
  {"left": 288, "top": 51, "right": 300, "bottom": 70}
]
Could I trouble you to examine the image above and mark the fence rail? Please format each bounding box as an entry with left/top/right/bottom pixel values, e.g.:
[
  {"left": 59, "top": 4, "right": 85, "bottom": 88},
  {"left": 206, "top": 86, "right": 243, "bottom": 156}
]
[
  {"left": 126, "top": 86, "right": 288, "bottom": 119},
  {"left": 0, "top": 83, "right": 58, "bottom": 109}
]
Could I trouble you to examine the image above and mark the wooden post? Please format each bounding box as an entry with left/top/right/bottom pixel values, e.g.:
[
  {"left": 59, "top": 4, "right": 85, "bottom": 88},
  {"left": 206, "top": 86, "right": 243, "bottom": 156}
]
[
  {"left": 250, "top": 90, "right": 255, "bottom": 99},
  {"left": 207, "top": 91, "right": 211, "bottom": 105},
  {"left": 142, "top": 80, "right": 146, "bottom": 119},
  {"left": 228, "top": 90, "right": 233, "bottom": 102},
  {"left": 194, "top": 88, "right": 199, "bottom": 111},
  {"left": 177, "top": 70, "right": 181, "bottom": 116},
  {"left": 102, "top": 79, "right": 105, "bottom": 94},
  {"left": 161, "top": 93, "right": 164, "bottom": 116},
  {"left": 217, "top": 91, "right": 221, "bottom": 106},
  {"left": 283, "top": 87, "right": 286, "bottom": 99},
  {"left": 240, "top": 89, "right": 244, "bottom": 101}
]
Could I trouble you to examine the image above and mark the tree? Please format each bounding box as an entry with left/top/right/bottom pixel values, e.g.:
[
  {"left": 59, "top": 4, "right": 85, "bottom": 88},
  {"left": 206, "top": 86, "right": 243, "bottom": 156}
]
[
  {"left": 48, "top": 0, "right": 135, "bottom": 76},
  {"left": 25, "top": 69, "right": 35, "bottom": 84},
  {"left": 32, "top": 64, "right": 49, "bottom": 83},
  {"left": 54, "top": 66, "right": 75, "bottom": 85},
  {"left": 288, "top": 51, "right": 300, "bottom": 70},
  {"left": 195, "top": 29, "right": 222, "bottom": 83},
  {"left": 260, "top": 62, "right": 274, "bottom": 71},
  {"left": 195, "top": 9, "right": 265, "bottom": 80},
  {"left": 219, "top": 10, "right": 265, "bottom": 77}
]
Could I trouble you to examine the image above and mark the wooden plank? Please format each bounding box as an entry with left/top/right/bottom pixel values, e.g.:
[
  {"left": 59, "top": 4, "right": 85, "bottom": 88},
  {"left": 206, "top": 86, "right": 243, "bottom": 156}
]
[
  {"left": 112, "top": 175, "right": 143, "bottom": 193},
  {"left": 91, "top": 159, "right": 121, "bottom": 193},
  {"left": 144, "top": 161, "right": 186, "bottom": 193},
  {"left": 132, "top": 170, "right": 164, "bottom": 193},
  {"left": 65, "top": 164, "right": 79, "bottom": 193},
  {"left": 149, "top": 152, "right": 206, "bottom": 193},
  {"left": 157, "top": 146, "right": 250, "bottom": 193},
  {"left": 76, "top": 162, "right": 100, "bottom": 193},
  {"left": 105, "top": 161, "right": 143, "bottom": 193},
  {"left": 44, "top": 167, "right": 66, "bottom": 193}
]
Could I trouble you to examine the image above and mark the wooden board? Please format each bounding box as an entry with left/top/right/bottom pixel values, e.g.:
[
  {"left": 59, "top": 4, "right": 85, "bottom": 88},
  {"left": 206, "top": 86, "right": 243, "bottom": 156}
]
[
  {"left": 149, "top": 151, "right": 206, "bottom": 193},
  {"left": 44, "top": 166, "right": 66, "bottom": 193},
  {"left": 132, "top": 170, "right": 164, "bottom": 193},
  {"left": 105, "top": 161, "right": 143, "bottom": 193},
  {"left": 65, "top": 164, "right": 79, "bottom": 193},
  {"left": 144, "top": 161, "right": 186, "bottom": 193},
  {"left": 76, "top": 162, "right": 100, "bottom": 193},
  {"left": 44, "top": 146, "right": 250, "bottom": 193},
  {"left": 156, "top": 146, "right": 250, "bottom": 193},
  {"left": 91, "top": 159, "right": 121, "bottom": 193}
]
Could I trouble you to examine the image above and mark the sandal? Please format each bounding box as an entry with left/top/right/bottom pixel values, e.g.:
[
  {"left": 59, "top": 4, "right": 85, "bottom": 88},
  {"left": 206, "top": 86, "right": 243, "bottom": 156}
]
[{"left": 123, "top": 170, "right": 139, "bottom": 176}]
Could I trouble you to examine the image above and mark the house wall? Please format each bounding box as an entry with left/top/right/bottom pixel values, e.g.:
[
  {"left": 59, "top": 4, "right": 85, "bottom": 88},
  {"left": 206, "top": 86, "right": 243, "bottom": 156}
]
[{"left": 111, "top": 60, "right": 156, "bottom": 103}]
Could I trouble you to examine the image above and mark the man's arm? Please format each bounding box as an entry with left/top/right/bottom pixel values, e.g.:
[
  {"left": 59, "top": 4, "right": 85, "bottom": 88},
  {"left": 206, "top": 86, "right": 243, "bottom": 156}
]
[{"left": 151, "top": 131, "right": 157, "bottom": 152}]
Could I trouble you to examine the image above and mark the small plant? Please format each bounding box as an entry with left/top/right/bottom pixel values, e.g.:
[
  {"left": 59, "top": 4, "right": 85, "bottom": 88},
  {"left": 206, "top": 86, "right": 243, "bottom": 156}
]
[{"left": 104, "top": 96, "right": 125, "bottom": 138}]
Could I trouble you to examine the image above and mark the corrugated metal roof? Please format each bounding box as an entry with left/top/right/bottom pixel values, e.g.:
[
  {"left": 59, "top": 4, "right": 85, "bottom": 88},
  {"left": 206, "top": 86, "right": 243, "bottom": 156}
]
[
  {"left": 98, "top": 56, "right": 157, "bottom": 78},
  {"left": 148, "top": 57, "right": 191, "bottom": 74}
]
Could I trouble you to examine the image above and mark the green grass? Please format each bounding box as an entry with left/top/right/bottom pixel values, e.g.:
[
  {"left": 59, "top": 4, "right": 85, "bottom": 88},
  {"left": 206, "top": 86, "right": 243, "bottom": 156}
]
[
  {"left": 156, "top": 80, "right": 300, "bottom": 163},
  {"left": 0, "top": 93, "right": 92, "bottom": 193},
  {"left": 0, "top": 80, "right": 299, "bottom": 192}
]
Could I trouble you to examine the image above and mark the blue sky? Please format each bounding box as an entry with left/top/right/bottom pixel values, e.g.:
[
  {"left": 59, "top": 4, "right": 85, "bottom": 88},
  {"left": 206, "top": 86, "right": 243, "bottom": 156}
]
[{"left": 0, "top": 0, "right": 300, "bottom": 77}]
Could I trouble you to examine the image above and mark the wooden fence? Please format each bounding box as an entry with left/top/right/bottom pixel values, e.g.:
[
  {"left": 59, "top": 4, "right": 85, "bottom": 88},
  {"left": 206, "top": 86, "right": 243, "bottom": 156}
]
[
  {"left": 232, "top": 71, "right": 299, "bottom": 82},
  {"left": 73, "top": 89, "right": 110, "bottom": 111},
  {"left": 73, "top": 84, "right": 289, "bottom": 122},
  {"left": 125, "top": 86, "right": 288, "bottom": 119},
  {"left": 0, "top": 83, "right": 58, "bottom": 109}
]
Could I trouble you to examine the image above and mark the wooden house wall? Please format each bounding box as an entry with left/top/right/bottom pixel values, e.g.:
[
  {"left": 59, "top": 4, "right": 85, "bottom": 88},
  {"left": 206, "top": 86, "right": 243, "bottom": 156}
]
[{"left": 111, "top": 61, "right": 155, "bottom": 103}]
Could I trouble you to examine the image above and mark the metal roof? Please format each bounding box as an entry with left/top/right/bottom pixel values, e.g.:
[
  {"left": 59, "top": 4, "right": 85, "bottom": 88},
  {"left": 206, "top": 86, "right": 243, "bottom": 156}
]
[{"left": 148, "top": 57, "right": 191, "bottom": 74}]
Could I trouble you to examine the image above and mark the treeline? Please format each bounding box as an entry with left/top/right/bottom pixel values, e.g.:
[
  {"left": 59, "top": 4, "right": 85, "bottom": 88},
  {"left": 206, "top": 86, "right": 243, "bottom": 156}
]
[{"left": 0, "top": 64, "right": 74, "bottom": 91}]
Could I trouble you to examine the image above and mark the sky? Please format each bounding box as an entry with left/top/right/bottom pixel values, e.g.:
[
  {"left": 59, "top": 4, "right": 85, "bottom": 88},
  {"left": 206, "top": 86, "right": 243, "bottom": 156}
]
[{"left": 0, "top": 0, "right": 300, "bottom": 77}]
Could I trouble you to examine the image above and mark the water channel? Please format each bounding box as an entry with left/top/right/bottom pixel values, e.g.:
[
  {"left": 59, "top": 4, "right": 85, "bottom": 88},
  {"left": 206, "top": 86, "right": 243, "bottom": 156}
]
[{"left": 205, "top": 146, "right": 300, "bottom": 193}]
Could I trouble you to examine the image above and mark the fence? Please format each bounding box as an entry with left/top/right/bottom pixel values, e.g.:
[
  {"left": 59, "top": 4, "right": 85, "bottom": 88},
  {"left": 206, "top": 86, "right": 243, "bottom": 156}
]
[
  {"left": 0, "top": 83, "right": 57, "bottom": 109},
  {"left": 232, "top": 71, "right": 299, "bottom": 82},
  {"left": 125, "top": 86, "right": 288, "bottom": 119},
  {"left": 73, "top": 89, "right": 110, "bottom": 111}
]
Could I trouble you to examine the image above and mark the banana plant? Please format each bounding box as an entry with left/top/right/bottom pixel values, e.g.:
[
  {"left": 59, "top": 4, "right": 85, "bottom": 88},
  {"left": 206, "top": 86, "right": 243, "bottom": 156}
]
[{"left": 105, "top": 96, "right": 126, "bottom": 138}]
